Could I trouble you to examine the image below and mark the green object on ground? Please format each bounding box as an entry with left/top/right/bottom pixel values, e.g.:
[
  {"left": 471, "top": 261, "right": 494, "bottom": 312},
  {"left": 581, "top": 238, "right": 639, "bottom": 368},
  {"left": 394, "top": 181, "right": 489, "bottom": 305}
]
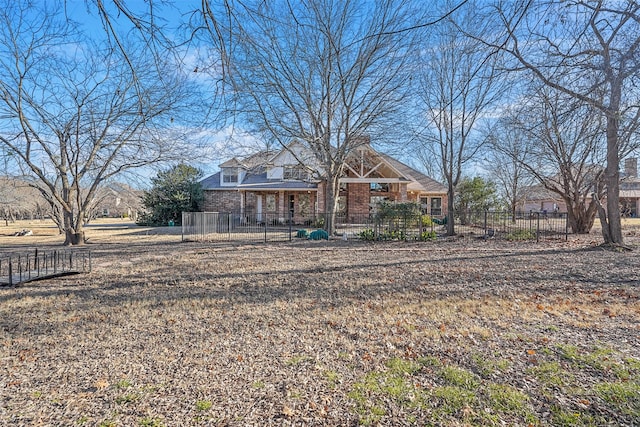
[
  {"left": 296, "top": 229, "right": 309, "bottom": 238},
  {"left": 309, "top": 229, "right": 329, "bottom": 240},
  {"left": 433, "top": 216, "right": 448, "bottom": 226}
]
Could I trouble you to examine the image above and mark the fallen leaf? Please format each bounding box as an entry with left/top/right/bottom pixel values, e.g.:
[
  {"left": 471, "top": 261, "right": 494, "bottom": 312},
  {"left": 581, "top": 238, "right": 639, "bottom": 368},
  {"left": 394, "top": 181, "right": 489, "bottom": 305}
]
[{"left": 282, "top": 405, "right": 294, "bottom": 417}]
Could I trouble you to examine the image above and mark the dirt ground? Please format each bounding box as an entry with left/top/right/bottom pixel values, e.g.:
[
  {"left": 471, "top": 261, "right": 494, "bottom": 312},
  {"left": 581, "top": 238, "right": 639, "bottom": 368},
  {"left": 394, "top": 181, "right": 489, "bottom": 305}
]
[{"left": 0, "top": 220, "right": 639, "bottom": 426}]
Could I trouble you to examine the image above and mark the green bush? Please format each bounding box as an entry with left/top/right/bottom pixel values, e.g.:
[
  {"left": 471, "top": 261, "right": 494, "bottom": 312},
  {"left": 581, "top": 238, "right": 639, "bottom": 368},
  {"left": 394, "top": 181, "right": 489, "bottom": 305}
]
[
  {"left": 358, "top": 228, "right": 376, "bottom": 241},
  {"left": 506, "top": 229, "right": 536, "bottom": 241},
  {"left": 420, "top": 230, "right": 437, "bottom": 241},
  {"left": 296, "top": 229, "right": 309, "bottom": 238},
  {"left": 421, "top": 214, "right": 433, "bottom": 227}
]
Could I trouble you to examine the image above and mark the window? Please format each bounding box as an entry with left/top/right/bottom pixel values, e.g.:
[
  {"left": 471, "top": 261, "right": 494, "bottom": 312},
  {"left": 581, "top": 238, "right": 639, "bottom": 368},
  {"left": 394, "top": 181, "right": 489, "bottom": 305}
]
[
  {"left": 337, "top": 196, "right": 346, "bottom": 214},
  {"left": 298, "top": 194, "right": 310, "bottom": 216},
  {"left": 266, "top": 194, "right": 276, "bottom": 211},
  {"left": 283, "top": 165, "right": 309, "bottom": 180},
  {"left": 370, "top": 182, "right": 389, "bottom": 192},
  {"left": 222, "top": 168, "right": 238, "bottom": 183},
  {"left": 430, "top": 197, "right": 442, "bottom": 216},
  {"left": 369, "top": 196, "right": 388, "bottom": 214},
  {"left": 419, "top": 197, "right": 428, "bottom": 213}
]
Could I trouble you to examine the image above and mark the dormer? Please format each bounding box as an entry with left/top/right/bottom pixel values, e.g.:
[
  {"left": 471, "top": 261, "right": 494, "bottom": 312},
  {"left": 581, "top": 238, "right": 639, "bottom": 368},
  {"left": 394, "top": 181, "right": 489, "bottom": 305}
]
[{"left": 219, "top": 158, "right": 243, "bottom": 186}]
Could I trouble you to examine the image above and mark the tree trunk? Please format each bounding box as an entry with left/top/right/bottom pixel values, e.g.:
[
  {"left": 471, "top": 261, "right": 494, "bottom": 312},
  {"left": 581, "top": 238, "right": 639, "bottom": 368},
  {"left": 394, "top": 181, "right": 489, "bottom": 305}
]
[
  {"left": 446, "top": 183, "right": 455, "bottom": 236},
  {"left": 64, "top": 229, "right": 85, "bottom": 246},
  {"left": 603, "top": 112, "right": 624, "bottom": 245},
  {"left": 324, "top": 176, "right": 340, "bottom": 236},
  {"left": 62, "top": 208, "right": 85, "bottom": 245},
  {"left": 566, "top": 201, "right": 598, "bottom": 234}
]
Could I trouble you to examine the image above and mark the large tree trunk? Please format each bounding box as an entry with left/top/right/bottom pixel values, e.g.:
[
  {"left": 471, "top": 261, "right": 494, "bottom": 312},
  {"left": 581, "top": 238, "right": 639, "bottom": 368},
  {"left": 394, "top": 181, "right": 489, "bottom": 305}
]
[
  {"left": 565, "top": 199, "right": 598, "bottom": 234},
  {"left": 602, "top": 112, "right": 624, "bottom": 245},
  {"left": 62, "top": 209, "right": 85, "bottom": 246},
  {"left": 446, "top": 183, "right": 455, "bottom": 236},
  {"left": 324, "top": 176, "right": 340, "bottom": 236},
  {"left": 64, "top": 229, "right": 85, "bottom": 246}
]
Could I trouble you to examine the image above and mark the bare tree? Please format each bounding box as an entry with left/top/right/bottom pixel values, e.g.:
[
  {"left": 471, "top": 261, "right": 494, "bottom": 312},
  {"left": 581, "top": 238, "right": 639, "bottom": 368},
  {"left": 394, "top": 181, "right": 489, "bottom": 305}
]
[
  {"left": 491, "top": 88, "right": 606, "bottom": 233},
  {"left": 483, "top": 121, "right": 534, "bottom": 221},
  {"left": 197, "top": 0, "right": 418, "bottom": 233},
  {"left": 415, "top": 1, "right": 504, "bottom": 235},
  {"left": 486, "top": 0, "right": 640, "bottom": 245},
  {"left": 0, "top": 2, "right": 190, "bottom": 244}
]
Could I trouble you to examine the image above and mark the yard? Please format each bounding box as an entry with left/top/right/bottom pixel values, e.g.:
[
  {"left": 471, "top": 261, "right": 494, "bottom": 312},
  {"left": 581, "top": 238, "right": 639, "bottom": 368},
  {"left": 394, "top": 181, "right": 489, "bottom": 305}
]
[{"left": 1, "top": 219, "right": 639, "bottom": 426}]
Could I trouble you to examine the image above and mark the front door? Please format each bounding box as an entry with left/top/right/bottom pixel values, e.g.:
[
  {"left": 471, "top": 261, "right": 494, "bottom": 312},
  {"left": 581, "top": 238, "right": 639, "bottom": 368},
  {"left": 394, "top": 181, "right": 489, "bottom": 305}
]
[{"left": 256, "top": 195, "right": 263, "bottom": 221}]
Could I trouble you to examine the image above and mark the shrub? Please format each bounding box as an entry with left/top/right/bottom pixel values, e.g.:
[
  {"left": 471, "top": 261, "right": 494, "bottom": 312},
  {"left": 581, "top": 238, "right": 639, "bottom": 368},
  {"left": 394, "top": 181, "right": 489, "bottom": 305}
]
[
  {"left": 506, "top": 229, "right": 536, "bottom": 241},
  {"left": 420, "top": 230, "right": 437, "bottom": 241},
  {"left": 358, "top": 228, "right": 376, "bottom": 241},
  {"left": 296, "top": 229, "right": 309, "bottom": 238}
]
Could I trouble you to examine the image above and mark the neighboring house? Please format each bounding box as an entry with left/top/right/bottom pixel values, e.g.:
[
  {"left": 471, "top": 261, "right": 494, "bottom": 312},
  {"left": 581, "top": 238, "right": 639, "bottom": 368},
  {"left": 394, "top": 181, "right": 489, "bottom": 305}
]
[
  {"left": 621, "top": 158, "right": 640, "bottom": 217},
  {"left": 200, "top": 140, "right": 447, "bottom": 224},
  {"left": 520, "top": 158, "right": 640, "bottom": 217},
  {"left": 90, "top": 182, "right": 143, "bottom": 220},
  {"left": 520, "top": 185, "right": 568, "bottom": 213}
]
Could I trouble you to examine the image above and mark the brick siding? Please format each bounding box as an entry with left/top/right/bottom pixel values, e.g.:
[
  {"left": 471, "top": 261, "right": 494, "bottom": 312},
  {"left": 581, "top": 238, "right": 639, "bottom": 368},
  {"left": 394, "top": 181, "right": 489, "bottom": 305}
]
[{"left": 203, "top": 190, "right": 241, "bottom": 212}]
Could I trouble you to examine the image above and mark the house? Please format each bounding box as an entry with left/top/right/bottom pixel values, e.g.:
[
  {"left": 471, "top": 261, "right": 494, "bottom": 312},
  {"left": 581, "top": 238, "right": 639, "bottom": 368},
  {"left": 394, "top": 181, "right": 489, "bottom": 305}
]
[
  {"left": 519, "top": 158, "right": 640, "bottom": 217},
  {"left": 520, "top": 185, "right": 568, "bottom": 213},
  {"left": 90, "top": 182, "right": 143, "bottom": 220},
  {"left": 200, "top": 140, "right": 447, "bottom": 224},
  {"left": 621, "top": 158, "right": 640, "bottom": 217}
]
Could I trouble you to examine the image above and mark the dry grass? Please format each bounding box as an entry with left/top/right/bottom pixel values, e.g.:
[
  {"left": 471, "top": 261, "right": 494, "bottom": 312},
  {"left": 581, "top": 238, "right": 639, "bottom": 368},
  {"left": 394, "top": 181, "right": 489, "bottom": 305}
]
[{"left": 0, "top": 220, "right": 639, "bottom": 426}]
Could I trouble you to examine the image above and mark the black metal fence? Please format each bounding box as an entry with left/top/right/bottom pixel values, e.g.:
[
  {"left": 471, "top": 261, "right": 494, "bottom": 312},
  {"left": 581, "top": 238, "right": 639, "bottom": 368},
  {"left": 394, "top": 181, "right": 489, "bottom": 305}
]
[
  {"left": 0, "top": 249, "right": 92, "bottom": 286},
  {"left": 182, "top": 211, "right": 568, "bottom": 243}
]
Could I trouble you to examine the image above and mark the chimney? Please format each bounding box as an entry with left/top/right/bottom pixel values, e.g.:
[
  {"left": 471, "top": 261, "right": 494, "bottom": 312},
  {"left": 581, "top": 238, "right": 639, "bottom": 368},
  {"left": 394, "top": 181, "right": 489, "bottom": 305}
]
[{"left": 624, "top": 158, "right": 637, "bottom": 178}]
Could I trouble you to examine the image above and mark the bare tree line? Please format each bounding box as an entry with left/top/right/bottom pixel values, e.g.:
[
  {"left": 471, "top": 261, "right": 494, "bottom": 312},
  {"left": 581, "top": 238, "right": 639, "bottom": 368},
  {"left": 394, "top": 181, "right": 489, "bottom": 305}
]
[{"left": 1, "top": 0, "right": 638, "bottom": 246}]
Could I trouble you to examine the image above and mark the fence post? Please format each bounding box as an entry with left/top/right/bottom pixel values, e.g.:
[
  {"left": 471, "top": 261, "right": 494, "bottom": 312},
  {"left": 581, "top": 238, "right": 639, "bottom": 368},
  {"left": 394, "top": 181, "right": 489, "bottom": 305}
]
[
  {"left": 264, "top": 215, "right": 268, "bottom": 243},
  {"left": 529, "top": 211, "right": 533, "bottom": 235},
  {"left": 288, "top": 211, "right": 292, "bottom": 241},
  {"left": 565, "top": 213, "right": 568, "bottom": 241},
  {"left": 536, "top": 213, "right": 540, "bottom": 242},
  {"left": 8, "top": 259, "right": 12, "bottom": 286}
]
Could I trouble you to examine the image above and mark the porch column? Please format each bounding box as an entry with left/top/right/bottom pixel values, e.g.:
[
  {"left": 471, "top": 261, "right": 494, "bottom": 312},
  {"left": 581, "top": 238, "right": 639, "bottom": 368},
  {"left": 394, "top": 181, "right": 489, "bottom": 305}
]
[
  {"left": 278, "top": 190, "right": 285, "bottom": 220},
  {"left": 317, "top": 182, "right": 326, "bottom": 212},
  {"left": 399, "top": 183, "right": 408, "bottom": 202}
]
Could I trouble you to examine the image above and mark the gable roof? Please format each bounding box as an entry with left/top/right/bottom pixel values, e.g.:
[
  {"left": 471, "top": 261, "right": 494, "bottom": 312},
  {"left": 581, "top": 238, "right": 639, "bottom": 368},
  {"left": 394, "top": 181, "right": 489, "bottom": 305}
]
[
  {"left": 378, "top": 153, "right": 447, "bottom": 193},
  {"left": 201, "top": 142, "right": 446, "bottom": 194}
]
